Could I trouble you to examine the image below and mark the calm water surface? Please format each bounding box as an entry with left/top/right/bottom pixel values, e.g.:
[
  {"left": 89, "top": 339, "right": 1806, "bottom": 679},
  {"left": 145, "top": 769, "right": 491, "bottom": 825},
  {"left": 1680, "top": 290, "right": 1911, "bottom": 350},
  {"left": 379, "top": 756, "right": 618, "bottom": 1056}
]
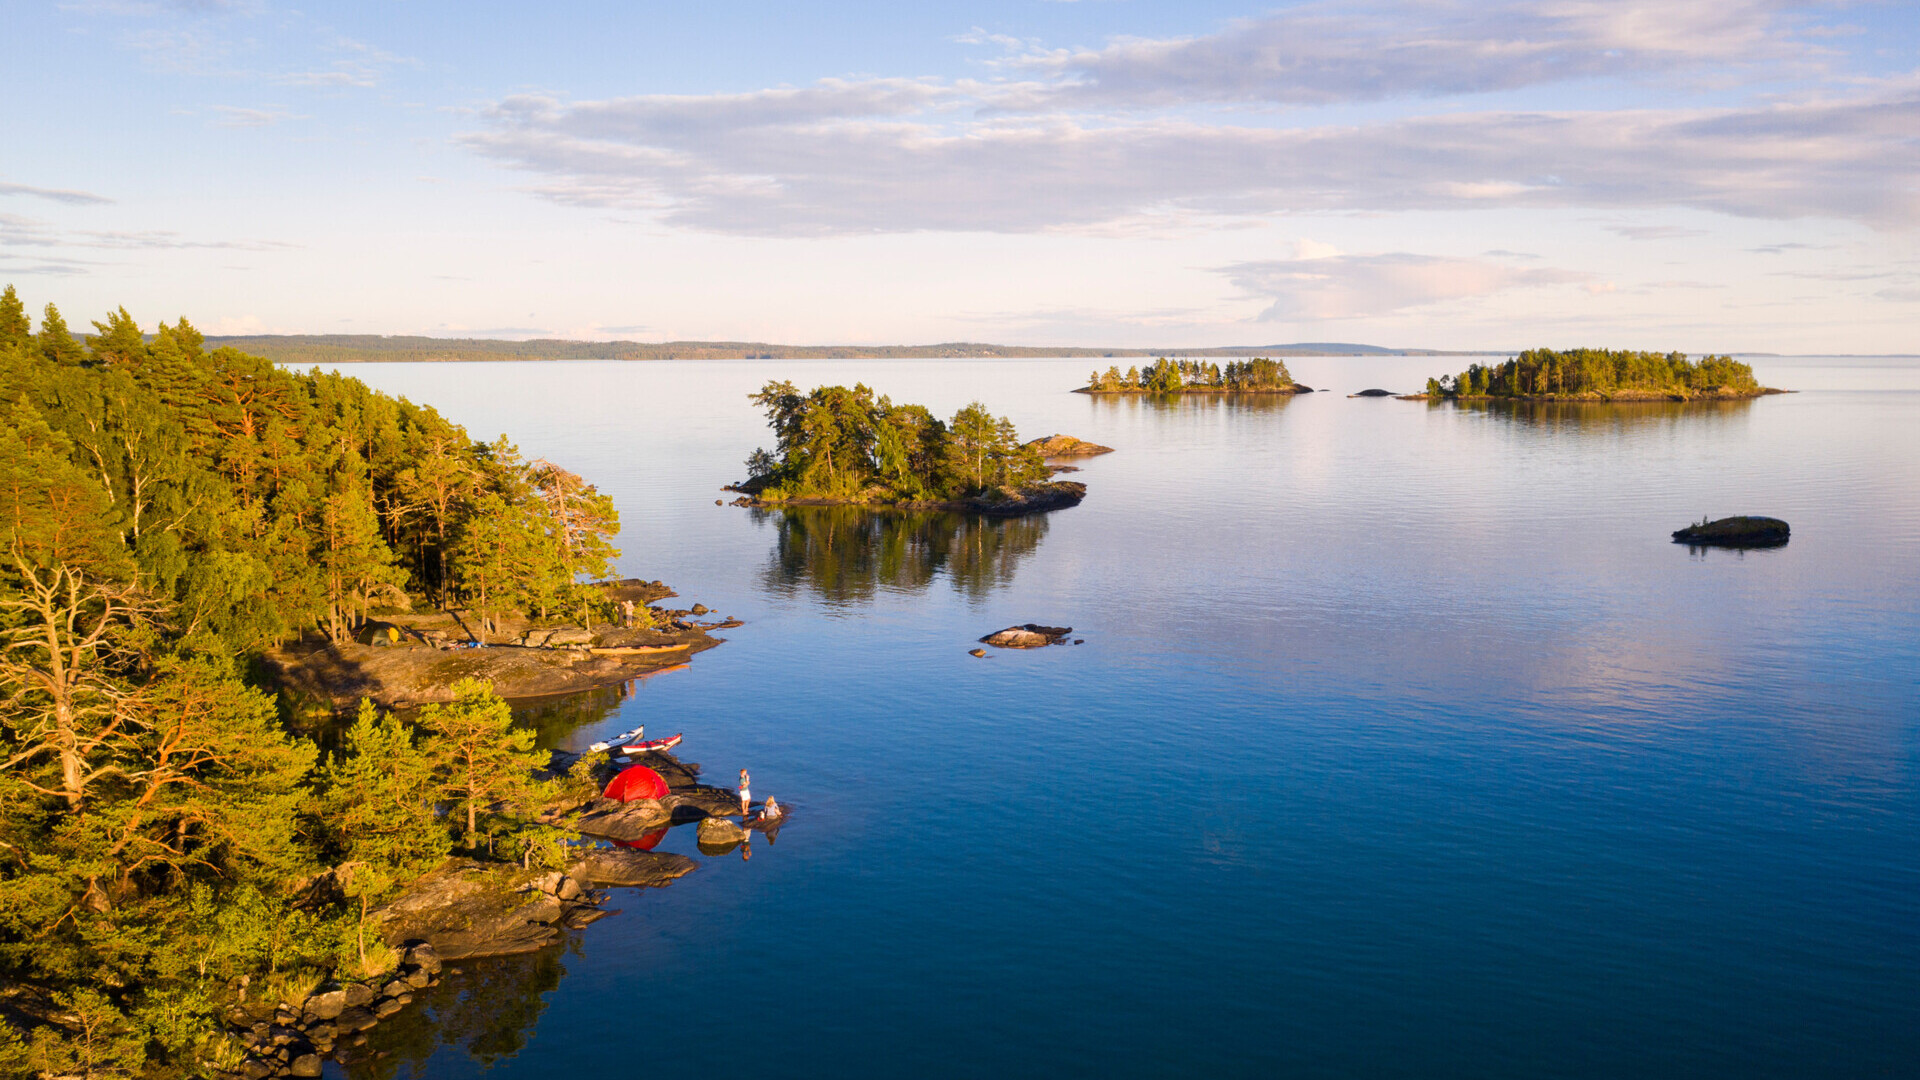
[{"left": 322, "top": 356, "right": 1918, "bottom": 1079}]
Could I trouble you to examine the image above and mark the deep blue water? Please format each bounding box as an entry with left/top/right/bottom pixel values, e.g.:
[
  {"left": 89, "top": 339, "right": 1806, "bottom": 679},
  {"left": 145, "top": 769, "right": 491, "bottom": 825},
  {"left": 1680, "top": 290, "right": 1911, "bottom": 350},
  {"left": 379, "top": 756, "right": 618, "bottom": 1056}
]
[{"left": 325, "top": 356, "right": 1918, "bottom": 1079}]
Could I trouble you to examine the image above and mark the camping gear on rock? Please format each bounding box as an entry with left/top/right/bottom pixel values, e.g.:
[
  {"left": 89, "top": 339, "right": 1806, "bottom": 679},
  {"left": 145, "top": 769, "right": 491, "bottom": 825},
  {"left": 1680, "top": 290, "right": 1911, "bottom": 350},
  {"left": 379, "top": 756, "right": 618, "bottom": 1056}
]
[
  {"left": 588, "top": 726, "right": 644, "bottom": 753},
  {"left": 620, "top": 733, "right": 683, "bottom": 754},
  {"left": 603, "top": 764, "right": 668, "bottom": 802}
]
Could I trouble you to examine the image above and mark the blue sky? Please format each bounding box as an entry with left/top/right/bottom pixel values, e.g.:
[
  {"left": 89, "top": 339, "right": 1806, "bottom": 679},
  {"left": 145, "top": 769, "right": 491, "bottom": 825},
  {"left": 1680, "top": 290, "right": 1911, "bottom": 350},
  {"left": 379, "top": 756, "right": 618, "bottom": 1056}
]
[{"left": 4, "top": 1, "right": 1917, "bottom": 351}]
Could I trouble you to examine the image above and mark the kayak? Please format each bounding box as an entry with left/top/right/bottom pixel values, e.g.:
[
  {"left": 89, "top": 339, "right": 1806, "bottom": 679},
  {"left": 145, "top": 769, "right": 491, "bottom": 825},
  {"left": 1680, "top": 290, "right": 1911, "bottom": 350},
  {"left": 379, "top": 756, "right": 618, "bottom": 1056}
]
[
  {"left": 619, "top": 733, "right": 683, "bottom": 754},
  {"left": 588, "top": 725, "right": 645, "bottom": 753}
]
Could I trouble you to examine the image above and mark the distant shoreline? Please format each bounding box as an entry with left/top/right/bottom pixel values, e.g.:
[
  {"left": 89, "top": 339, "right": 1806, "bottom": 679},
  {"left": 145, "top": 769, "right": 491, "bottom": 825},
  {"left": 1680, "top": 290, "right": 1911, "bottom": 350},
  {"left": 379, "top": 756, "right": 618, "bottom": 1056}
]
[{"left": 211, "top": 334, "right": 1478, "bottom": 364}]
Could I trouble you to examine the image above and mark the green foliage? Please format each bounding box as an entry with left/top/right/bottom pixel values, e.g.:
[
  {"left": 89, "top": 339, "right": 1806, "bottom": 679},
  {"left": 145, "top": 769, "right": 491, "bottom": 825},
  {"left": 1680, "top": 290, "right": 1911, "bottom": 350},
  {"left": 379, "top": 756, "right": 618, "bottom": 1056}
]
[
  {"left": 0, "top": 289, "right": 631, "bottom": 1076},
  {"left": 1438, "top": 348, "right": 1761, "bottom": 399},
  {"left": 418, "top": 679, "right": 550, "bottom": 849},
  {"left": 747, "top": 382, "right": 1049, "bottom": 502},
  {"left": 1083, "top": 356, "right": 1291, "bottom": 392},
  {"left": 0, "top": 288, "right": 621, "bottom": 652}
]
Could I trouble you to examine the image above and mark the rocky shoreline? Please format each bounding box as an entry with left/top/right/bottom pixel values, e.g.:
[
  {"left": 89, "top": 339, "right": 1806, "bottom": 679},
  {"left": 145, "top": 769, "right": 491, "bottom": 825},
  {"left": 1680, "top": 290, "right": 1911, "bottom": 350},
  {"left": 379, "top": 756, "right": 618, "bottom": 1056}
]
[
  {"left": 725, "top": 479, "right": 1087, "bottom": 518},
  {"left": 264, "top": 580, "right": 735, "bottom": 710},
  {"left": 235, "top": 740, "right": 748, "bottom": 1077}
]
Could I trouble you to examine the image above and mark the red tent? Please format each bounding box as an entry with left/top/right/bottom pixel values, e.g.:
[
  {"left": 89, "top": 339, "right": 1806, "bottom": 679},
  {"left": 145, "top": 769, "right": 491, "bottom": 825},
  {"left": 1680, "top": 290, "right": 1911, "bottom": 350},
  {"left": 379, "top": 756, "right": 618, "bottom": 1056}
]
[
  {"left": 614, "top": 826, "right": 669, "bottom": 851},
  {"left": 603, "top": 764, "right": 668, "bottom": 802}
]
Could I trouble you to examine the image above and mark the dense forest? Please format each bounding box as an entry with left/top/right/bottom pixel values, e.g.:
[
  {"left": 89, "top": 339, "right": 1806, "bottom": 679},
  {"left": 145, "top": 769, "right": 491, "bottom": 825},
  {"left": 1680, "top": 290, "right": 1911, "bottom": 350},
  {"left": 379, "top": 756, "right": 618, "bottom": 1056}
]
[
  {"left": 1423, "top": 348, "right": 1764, "bottom": 400},
  {"left": 741, "top": 381, "right": 1051, "bottom": 504},
  {"left": 212, "top": 337, "right": 1441, "bottom": 366},
  {"left": 1080, "top": 357, "right": 1298, "bottom": 393},
  {"left": 0, "top": 286, "right": 617, "bottom": 1077}
]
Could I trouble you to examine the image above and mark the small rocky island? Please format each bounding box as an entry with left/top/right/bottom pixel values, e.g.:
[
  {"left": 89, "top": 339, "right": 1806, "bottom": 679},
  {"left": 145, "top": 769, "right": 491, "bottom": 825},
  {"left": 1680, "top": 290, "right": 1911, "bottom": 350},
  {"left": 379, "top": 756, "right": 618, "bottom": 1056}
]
[
  {"left": 1079, "top": 357, "right": 1311, "bottom": 395},
  {"left": 728, "top": 379, "right": 1087, "bottom": 516},
  {"left": 1671, "top": 516, "right": 1791, "bottom": 548},
  {"left": 1404, "top": 348, "right": 1786, "bottom": 402},
  {"left": 1027, "top": 434, "right": 1114, "bottom": 457}
]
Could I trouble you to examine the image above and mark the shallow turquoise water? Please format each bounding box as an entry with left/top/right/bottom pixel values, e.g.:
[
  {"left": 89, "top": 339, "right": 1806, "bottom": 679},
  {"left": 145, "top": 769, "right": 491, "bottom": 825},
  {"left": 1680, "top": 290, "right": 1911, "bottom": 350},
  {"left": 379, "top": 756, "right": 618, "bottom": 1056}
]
[{"left": 328, "top": 356, "right": 1918, "bottom": 1079}]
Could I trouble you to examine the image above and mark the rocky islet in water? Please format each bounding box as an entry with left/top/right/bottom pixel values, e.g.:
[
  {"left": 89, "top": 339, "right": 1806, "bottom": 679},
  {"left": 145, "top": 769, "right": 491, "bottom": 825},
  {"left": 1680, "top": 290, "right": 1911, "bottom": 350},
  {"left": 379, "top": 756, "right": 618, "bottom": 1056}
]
[{"left": 1671, "top": 516, "right": 1791, "bottom": 548}]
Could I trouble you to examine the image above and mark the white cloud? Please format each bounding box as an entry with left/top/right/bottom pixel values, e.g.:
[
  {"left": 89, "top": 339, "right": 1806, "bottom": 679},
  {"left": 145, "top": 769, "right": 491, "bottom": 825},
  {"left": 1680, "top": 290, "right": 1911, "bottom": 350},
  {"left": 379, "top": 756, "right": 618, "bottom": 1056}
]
[
  {"left": 0, "top": 183, "right": 113, "bottom": 206},
  {"left": 460, "top": 84, "right": 1920, "bottom": 236},
  {"left": 1021, "top": 0, "right": 1804, "bottom": 109},
  {"left": 210, "top": 104, "right": 294, "bottom": 127},
  {"left": 1222, "top": 253, "right": 1590, "bottom": 320}
]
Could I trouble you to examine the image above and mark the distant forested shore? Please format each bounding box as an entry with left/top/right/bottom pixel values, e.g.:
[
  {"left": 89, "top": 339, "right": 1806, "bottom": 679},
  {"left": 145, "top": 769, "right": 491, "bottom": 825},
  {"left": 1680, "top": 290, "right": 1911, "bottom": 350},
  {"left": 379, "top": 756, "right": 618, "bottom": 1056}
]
[
  {"left": 204, "top": 334, "right": 1469, "bottom": 365},
  {"left": 1413, "top": 349, "right": 1781, "bottom": 401}
]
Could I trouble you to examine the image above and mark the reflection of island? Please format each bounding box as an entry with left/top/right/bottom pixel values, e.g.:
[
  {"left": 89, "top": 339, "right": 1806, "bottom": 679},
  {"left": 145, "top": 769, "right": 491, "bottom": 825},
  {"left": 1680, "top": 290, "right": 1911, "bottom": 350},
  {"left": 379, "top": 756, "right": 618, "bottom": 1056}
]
[
  {"left": 1450, "top": 396, "right": 1759, "bottom": 434},
  {"left": 346, "top": 948, "right": 566, "bottom": 1079},
  {"left": 1085, "top": 390, "right": 1301, "bottom": 414},
  {"left": 756, "top": 506, "right": 1048, "bottom": 604}
]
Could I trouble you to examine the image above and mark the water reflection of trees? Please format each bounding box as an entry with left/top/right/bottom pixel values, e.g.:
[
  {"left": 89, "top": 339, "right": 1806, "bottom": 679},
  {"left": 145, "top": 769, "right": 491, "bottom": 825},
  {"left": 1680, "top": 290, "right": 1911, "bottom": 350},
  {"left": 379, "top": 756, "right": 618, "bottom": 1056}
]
[
  {"left": 756, "top": 506, "right": 1048, "bottom": 604},
  {"left": 1085, "top": 391, "right": 1300, "bottom": 414},
  {"left": 345, "top": 944, "right": 570, "bottom": 1079},
  {"left": 1441, "top": 396, "right": 1758, "bottom": 436}
]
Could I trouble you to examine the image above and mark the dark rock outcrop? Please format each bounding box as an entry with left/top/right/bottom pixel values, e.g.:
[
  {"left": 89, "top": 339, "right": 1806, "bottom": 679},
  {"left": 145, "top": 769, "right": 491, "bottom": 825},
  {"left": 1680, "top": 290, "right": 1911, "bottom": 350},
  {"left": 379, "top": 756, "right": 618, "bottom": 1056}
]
[
  {"left": 697, "top": 817, "right": 750, "bottom": 846},
  {"left": 567, "top": 849, "right": 699, "bottom": 888},
  {"left": 1350, "top": 388, "right": 1394, "bottom": 397},
  {"left": 980, "top": 624, "right": 1073, "bottom": 648},
  {"left": 1671, "top": 516, "right": 1790, "bottom": 548}
]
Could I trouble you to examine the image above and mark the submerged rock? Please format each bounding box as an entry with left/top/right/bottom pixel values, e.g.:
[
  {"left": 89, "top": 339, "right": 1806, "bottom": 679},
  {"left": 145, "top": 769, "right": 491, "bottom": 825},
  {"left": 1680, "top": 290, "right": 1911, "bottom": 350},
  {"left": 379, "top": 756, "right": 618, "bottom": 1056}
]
[
  {"left": 980, "top": 624, "right": 1073, "bottom": 648},
  {"left": 1671, "top": 516, "right": 1791, "bottom": 548}
]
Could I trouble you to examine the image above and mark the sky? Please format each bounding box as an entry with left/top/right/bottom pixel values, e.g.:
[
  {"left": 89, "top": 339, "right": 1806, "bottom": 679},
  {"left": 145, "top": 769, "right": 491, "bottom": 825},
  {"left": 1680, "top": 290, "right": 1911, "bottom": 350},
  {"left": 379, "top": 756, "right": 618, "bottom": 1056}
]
[{"left": 3, "top": 0, "right": 1918, "bottom": 352}]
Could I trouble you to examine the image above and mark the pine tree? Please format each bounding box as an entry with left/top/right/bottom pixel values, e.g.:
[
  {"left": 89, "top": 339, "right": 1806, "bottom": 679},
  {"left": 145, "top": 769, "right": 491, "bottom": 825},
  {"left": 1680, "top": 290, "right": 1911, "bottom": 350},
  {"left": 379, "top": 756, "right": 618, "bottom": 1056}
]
[
  {"left": 0, "top": 285, "right": 30, "bottom": 353},
  {"left": 418, "top": 679, "right": 547, "bottom": 848}
]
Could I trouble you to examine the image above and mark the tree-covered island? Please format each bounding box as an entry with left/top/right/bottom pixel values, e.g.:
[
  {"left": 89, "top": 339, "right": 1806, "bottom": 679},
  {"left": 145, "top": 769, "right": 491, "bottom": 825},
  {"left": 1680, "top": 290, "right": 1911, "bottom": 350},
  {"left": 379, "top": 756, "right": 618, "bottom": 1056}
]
[
  {"left": 1077, "top": 357, "right": 1310, "bottom": 395},
  {"left": 732, "top": 381, "right": 1086, "bottom": 515},
  {"left": 1411, "top": 348, "right": 1782, "bottom": 401},
  {"left": 0, "top": 286, "right": 726, "bottom": 1077}
]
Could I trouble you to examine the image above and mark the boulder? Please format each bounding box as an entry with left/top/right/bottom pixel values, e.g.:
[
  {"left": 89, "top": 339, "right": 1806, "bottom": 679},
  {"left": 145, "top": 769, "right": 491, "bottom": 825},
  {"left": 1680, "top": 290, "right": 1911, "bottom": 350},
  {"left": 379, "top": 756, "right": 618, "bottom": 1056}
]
[
  {"left": 302, "top": 988, "right": 347, "bottom": 1021},
  {"left": 289, "top": 1054, "right": 323, "bottom": 1078},
  {"left": 980, "top": 624, "right": 1072, "bottom": 649},
  {"left": 568, "top": 848, "right": 700, "bottom": 888},
  {"left": 341, "top": 984, "right": 375, "bottom": 1009},
  {"left": 969, "top": 648, "right": 986, "bottom": 658},
  {"left": 697, "top": 817, "right": 749, "bottom": 845},
  {"left": 335, "top": 1007, "right": 377, "bottom": 1033},
  {"left": 403, "top": 942, "right": 441, "bottom": 975},
  {"left": 1350, "top": 388, "right": 1394, "bottom": 397},
  {"left": 1671, "top": 515, "right": 1790, "bottom": 548}
]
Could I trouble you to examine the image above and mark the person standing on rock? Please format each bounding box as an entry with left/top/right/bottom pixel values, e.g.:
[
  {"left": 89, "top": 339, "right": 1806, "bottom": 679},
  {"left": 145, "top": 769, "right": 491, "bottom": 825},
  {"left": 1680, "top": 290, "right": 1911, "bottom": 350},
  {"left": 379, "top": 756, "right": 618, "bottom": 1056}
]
[
  {"left": 738, "top": 768, "right": 752, "bottom": 816},
  {"left": 622, "top": 599, "right": 635, "bottom": 628}
]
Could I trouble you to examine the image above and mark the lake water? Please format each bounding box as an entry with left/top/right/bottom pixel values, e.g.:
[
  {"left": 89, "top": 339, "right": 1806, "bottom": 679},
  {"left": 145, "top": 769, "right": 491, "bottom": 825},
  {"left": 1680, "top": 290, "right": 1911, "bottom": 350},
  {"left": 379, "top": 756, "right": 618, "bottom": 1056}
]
[{"left": 322, "top": 356, "right": 1919, "bottom": 1079}]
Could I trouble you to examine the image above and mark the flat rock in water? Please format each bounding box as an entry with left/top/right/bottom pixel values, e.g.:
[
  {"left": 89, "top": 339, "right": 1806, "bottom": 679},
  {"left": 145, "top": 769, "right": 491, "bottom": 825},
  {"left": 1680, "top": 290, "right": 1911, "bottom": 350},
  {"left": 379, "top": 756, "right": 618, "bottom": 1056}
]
[
  {"left": 1026, "top": 434, "right": 1116, "bottom": 457},
  {"left": 568, "top": 849, "right": 698, "bottom": 888},
  {"left": 572, "top": 797, "right": 671, "bottom": 840},
  {"left": 980, "top": 624, "right": 1073, "bottom": 648},
  {"left": 1350, "top": 388, "right": 1394, "bottom": 397},
  {"left": 1671, "top": 516, "right": 1790, "bottom": 548}
]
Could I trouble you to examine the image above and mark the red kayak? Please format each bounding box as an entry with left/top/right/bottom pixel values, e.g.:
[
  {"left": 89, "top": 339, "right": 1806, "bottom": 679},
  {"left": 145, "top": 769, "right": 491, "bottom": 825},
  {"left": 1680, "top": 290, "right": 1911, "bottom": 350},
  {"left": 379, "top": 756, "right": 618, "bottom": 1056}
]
[{"left": 619, "top": 733, "right": 683, "bottom": 754}]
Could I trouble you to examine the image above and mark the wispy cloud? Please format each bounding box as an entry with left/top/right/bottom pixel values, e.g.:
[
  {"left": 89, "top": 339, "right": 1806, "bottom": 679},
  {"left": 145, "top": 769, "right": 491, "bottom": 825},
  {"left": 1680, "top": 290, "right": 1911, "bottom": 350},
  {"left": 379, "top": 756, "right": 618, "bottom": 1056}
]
[
  {"left": 1007, "top": 0, "right": 1809, "bottom": 108},
  {"left": 1607, "top": 225, "right": 1711, "bottom": 241},
  {"left": 209, "top": 104, "right": 298, "bottom": 127},
  {"left": 1221, "top": 253, "right": 1590, "bottom": 320},
  {"left": 461, "top": 85, "right": 1920, "bottom": 236},
  {"left": 0, "top": 182, "right": 113, "bottom": 206}
]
